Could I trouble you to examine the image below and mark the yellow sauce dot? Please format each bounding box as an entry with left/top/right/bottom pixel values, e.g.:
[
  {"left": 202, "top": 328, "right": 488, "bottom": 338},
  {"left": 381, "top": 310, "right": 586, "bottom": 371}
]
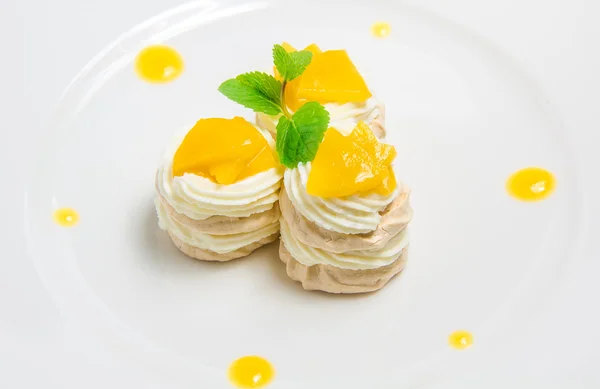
[
  {"left": 448, "top": 330, "right": 473, "bottom": 350},
  {"left": 135, "top": 45, "right": 184, "bottom": 83},
  {"left": 507, "top": 167, "right": 556, "bottom": 201},
  {"left": 228, "top": 356, "right": 274, "bottom": 388},
  {"left": 371, "top": 22, "right": 392, "bottom": 38},
  {"left": 53, "top": 208, "right": 79, "bottom": 227}
]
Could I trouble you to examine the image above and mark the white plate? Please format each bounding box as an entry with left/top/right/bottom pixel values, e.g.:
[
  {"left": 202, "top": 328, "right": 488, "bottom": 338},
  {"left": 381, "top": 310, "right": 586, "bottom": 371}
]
[{"left": 3, "top": 0, "right": 600, "bottom": 388}]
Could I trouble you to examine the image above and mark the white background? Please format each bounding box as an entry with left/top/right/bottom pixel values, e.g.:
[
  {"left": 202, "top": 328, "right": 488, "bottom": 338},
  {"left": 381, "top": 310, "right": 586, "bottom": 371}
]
[{"left": 1, "top": 0, "right": 599, "bottom": 387}]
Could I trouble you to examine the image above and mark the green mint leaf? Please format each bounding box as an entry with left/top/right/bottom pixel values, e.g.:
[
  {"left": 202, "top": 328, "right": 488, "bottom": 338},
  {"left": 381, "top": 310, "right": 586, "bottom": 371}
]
[
  {"left": 291, "top": 102, "right": 330, "bottom": 159},
  {"left": 276, "top": 101, "right": 330, "bottom": 168},
  {"left": 273, "top": 44, "right": 313, "bottom": 81},
  {"left": 272, "top": 44, "right": 291, "bottom": 80},
  {"left": 218, "top": 72, "right": 282, "bottom": 115},
  {"left": 287, "top": 51, "right": 313, "bottom": 80},
  {"left": 236, "top": 72, "right": 282, "bottom": 106},
  {"left": 275, "top": 117, "right": 298, "bottom": 167}
]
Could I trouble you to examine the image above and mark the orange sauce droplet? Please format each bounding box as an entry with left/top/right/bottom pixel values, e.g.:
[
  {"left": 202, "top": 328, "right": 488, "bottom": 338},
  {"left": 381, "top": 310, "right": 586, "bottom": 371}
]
[
  {"left": 228, "top": 356, "right": 274, "bottom": 388},
  {"left": 371, "top": 22, "right": 392, "bottom": 38},
  {"left": 448, "top": 330, "right": 473, "bottom": 350},
  {"left": 135, "top": 45, "right": 184, "bottom": 83},
  {"left": 507, "top": 167, "right": 556, "bottom": 201},
  {"left": 53, "top": 208, "right": 79, "bottom": 227}
]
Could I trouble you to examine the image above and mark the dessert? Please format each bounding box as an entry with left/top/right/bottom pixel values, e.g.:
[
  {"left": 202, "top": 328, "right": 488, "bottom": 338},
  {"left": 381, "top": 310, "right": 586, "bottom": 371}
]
[
  {"left": 278, "top": 122, "right": 412, "bottom": 293},
  {"left": 256, "top": 43, "right": 386, "bottom": 139},
  {"left": 155, "top": 117, "right": 283, "bottom": 261},
  {"left": 217, "top": 43, "right": 412, "bottom": 292}
]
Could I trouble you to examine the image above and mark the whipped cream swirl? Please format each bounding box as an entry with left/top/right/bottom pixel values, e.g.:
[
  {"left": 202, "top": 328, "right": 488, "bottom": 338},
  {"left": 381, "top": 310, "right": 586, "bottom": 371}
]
[
  {"left": 280, "top": 216, "right": 409, "bottom": 270},
  {"left": 155, "top": 198, "right": 279, "bottom": 253},
  {"left": 257, "top": 96, "right": 383, "bottom": 136},
  {"left": 324, "top": 97, "right": 382, "bottom": 135},
  {"left": 284, "top": 162, "right": 398, "bottom": 234},
  {"left": 156, "top": 127, "right": 283, "bottom": 220}
]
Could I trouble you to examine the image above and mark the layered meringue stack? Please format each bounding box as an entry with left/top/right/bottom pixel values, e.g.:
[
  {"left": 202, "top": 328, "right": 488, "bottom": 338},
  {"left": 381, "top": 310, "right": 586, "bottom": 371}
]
[
  {"left": 154, "top": 41, "right": 414, "bottom": 295},
  {"left": 277, "top": 122, "right": 413, "bottom": 293},
  {"left": 155, "top": 117, "right": 283, "bottom": 261}
]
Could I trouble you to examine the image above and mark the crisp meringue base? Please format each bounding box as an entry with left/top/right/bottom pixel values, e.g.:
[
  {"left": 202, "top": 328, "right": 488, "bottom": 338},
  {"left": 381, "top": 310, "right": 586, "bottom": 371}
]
[
  {"left": 279, "top": 241, "right": 407, "bottom": 294},
  {"left": 156, "top": 191, "right": 280, "bottom": 261},
  {"left": 169, "top": 231, "right": 279, "bottom": 262},
  {"left": 279, "top": 187, "right": 412, "bottom": 253},
  {"left": 158, "top": 194, "right": 280, "bottom": 235}
]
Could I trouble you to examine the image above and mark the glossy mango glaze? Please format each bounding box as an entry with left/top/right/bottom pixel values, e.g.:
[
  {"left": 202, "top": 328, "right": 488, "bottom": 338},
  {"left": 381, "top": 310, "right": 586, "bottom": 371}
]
[
  {"left": 276, "top": 43, "right": 371, "bottom": 111},
  {"left": 307, "top": 121, "right": 397, "bottom": 198},
  {"left": 172, "top": 117, "right": 278, "bottom": 185}
]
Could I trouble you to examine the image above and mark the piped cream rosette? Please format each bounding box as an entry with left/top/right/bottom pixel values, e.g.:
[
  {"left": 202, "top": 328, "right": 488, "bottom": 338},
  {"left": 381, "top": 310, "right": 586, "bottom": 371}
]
[
  {"left": 155, "top": 117, "right": 283, "bottom": 261},
  {"left": 278, "top": 122, "right": 413, "bottom": 293},
  {"left": 257, "top": 98, "right": 386, "bottom": 140}
]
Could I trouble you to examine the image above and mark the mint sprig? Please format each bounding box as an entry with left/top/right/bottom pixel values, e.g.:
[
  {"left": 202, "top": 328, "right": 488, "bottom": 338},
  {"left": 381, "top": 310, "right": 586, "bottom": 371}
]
[
  {"left": 218, "top": 72, "right": 282, "bottom": 115},
  {"left": 276, "top": 102, "right": 330, "bottom": 167},
  {"left": 218, "top": 44, "right": 330, "bottom": 168},
  {"left": 273, "top": 44, "right": 313, "bottom": 81}
]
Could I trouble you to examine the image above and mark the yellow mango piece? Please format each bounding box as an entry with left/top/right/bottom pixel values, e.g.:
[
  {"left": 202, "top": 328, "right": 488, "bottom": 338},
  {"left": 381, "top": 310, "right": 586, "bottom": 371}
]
[
  {"left": 283, "top": 78, "right": 302, "bottom": 111},
  {"left": 346, "top": 121, "right": 397, "bottom": 168},
  {"left": 172, "top": 117, "right": 277, "bottom": 184},
  {"left": 284, "top": 44, "right": 325, "bottom": 110},
  {"left": 372, "top": 166, "right": 397, "bottom": 196},
  {"left": 355, "top": 127, "right": 396, "bottom": 167},
  {"left": 275, "top": 42, "right": 319, "bottom": 80},
  {"left": 274, "top": 42, "right": 297, "bottom": 80},
  {"left": 302, "top": 43, "right": 322, "bottom": 55},
  {"left": 236, "top": 145, "right": 278, "bottom": 182},
  {"left": 282, "top": 42, "right": 296, "bottom": 52},
  {"left": 307, "top": 121, "right": 397, "bottom": 198},
  {"left": 208, "top": 160, "right": 247, "bottom": 185},
  {"left": 275, "top": 43, "right": 323, "bottom": 111},
  {"left": 273, "top": 44, "right": 371, "bottom": 111},
  {"left": 296, "top": 50, "right": 371, "bottom": 104}
]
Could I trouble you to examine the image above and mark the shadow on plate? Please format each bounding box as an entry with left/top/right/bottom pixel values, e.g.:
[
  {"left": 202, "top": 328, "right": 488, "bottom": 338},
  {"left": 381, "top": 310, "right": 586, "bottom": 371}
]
[{"left": 139, "top": 200, "right": 379, "bottom": 300}]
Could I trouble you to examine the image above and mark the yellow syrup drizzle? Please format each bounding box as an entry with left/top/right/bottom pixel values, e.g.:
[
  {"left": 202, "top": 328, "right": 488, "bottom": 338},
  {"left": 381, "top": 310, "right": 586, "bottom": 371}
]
[
  {"left": 371, "top": 22, "right": 392, "bottom": 38},
  {"left": 53, "top": 208, "right": 79, "bottom": 227},
  {"left": 506, "top": 167, "right": 556, "bottom": 201},
  {"left": 448, "top": 330, "right": 473, "bottom": 350},
  {"left": 228, "top": 356, "right": 275, "bottom": 388},
  {"left": 135, "top": 45, "right": 184, "bottom": 83}
]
